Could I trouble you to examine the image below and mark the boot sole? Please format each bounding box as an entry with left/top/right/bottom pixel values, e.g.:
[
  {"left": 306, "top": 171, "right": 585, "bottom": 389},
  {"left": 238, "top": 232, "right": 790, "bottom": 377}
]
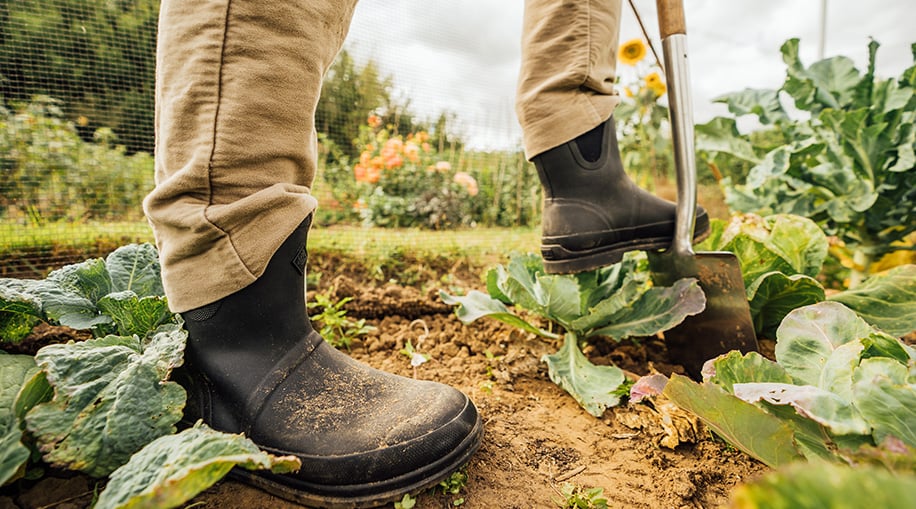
[
  {"left": 226, "top": 413, "right": 484, "bottom": 508},
  {"left": 542, "top": 222, "right": 711, "bottom": 274}
]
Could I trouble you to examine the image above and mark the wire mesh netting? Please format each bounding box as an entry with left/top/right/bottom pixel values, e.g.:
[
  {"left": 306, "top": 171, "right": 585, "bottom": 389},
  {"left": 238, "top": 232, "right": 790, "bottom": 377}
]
[{"left": 0, "top": 0, "right": 547, "bottom": 278}]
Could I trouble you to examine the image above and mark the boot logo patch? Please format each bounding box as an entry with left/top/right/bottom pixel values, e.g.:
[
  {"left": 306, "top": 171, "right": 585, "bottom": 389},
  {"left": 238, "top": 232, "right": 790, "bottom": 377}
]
[{"left": 292, "top": 245, "right": 308, "bottom": 276}]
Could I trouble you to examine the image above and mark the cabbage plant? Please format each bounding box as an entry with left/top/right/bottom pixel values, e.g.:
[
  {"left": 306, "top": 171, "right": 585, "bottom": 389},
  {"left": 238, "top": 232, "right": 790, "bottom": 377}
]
[
  {"left": 665, "top": 301, "right": 916, "bottom": 469},
  {"left": 697, "top": 39, "right": 915, "bottom": 286},
  {"left": 442, "top": 253, "right": 706, "bottom": 417}
]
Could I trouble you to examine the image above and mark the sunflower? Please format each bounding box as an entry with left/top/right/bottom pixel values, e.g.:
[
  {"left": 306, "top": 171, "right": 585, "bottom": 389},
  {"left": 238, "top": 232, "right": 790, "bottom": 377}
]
[
  {"left": 646, "top": 72, "right": 667, "bottom": 97},
  {"left": 618, "top": 38, "right": 647, "bottom": 66},
  {"left": 645, "top": 71, "right": 666, "bottom": 97}
]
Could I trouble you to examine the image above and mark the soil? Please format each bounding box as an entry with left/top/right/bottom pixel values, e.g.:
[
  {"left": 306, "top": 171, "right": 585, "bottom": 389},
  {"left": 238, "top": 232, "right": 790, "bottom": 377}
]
[{"left": 1, "top": 253, "right": 767, "bottom": 509}]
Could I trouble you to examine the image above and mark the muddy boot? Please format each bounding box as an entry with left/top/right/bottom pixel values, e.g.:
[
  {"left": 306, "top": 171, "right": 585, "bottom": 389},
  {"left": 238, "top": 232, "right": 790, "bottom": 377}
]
[
  {"left": 175, "top": 215, "right": 482, "bottom": 508},
  {"left": 533, "top": 116, "right": 710, "bottom": 274}
]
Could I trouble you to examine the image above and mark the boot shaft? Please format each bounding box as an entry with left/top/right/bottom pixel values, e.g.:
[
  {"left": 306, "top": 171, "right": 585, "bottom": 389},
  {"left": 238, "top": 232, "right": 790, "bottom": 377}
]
[
  {"left": 180, "top": 216, "right": 317, "bottom": 413},
  {"left": 533, "top": 117, "right": 628, "bottom": 202}
]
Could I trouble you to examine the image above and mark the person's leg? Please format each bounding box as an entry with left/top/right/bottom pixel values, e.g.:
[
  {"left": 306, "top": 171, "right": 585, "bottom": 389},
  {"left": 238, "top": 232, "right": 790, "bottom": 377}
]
[
  {"left": 517, "top": 0, "right": 708, "bottom": 274},
  {"left": 145, "top": 1, "right": 481, "bottom": 506}
]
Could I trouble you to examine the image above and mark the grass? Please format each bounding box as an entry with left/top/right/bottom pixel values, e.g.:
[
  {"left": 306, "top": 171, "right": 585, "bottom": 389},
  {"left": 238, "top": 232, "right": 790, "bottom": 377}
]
[
  {"left": 0, "top": 221, "right": 155, "bottom": 253},
  {"left": 0, "top": 220, "right": 539, "bottom": 271},
  {"left": 309, "top": 223, "right": 538, "bottom": 266}
]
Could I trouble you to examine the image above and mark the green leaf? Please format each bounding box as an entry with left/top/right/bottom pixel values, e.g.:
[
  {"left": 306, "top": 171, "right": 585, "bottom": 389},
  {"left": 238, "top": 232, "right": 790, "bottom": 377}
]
[
  {"left": 439, "top": 290, "right": 553, "bottom": 338},
  {"left": 542, "top": 334, "right": 626, "bottom": 417},
  {"left": 710, "top": 215, "right": 828, "bottom": 294},
  {"left": 713, "top": 88, "right": 788, "bottom": 125},
  {"left": 588, "top": 278, "right": 706, "bottom": 341},
  {"left": 105, "top": 244, "right": 164, "bottom": 297},
  {"left": 34, "top": 280, "right": 112, "bottom": 331},
  {"left": 762, "top": 214, "right": 828, "bottom": 277},
  {"left": 729, "top": 461, "right": 916, "bottom": 509},
  {"left": 708, "top": 350, "right": 793, "bottom": 393},
  {"left": 696, "top": 117, "right": 762, "bottom": 162},
  {"left": 1, "top": 354, "right": 52, "bottom": 485},
  {"left": 818, "top": 340, "right": 866, "bottom": 401},
  {"left": 568, "top": 278, "right": 645, "bottom": 334},
  {"left": 491, "top": 254, "right": 608, "bottom": 328},
  {"left": 0, "top": 282, "right": 44, "bottom": 343},
  {"left": 755, "top": 402, "right": 838, "bottom": 462},
  {"left": 747, "top": 272, "right": 825, "bottom": 338},
  {"left": 775, "top": 302, "right": 874, "bottom": 386},
  {"left": 94, "top": 422, "right": 300, "bottom": 509},
  {"left": 96, "top": 291, "right": 174, "bottom": 337},
  {"left": 781, "top": 38, "right": 861, "bottom": 111},
  {"left": 852, "top": 358, "right": 916, "bottom": 448},
  {"left": 828, "top": 265, "right": 916, "bottom": 336},
  {"left": 861, "top": 332, "right": 914, "bottom": 364},
  {"left": 732, "top": 383, "right": 870, "bottom": 436},
  {"left": 484, "top": 267, "right": 511, "bottom": 304},
  {"left": 694, "top": 217, "right": 728, "bottom": 252},
  {"left": 25, "top": 326, "right": 187, "bottom": 477},
  {"left": 0, "top": 430, "right": 29, "bottom": 487},
  {"left": 45, "top": 258, "right": 112, "bottom": 305},
  {"left": 533, "top": 274, "right": 583, "bottom": 326},
  {"left": 663, "top": 374, "right": 803, "bottom": 468}
]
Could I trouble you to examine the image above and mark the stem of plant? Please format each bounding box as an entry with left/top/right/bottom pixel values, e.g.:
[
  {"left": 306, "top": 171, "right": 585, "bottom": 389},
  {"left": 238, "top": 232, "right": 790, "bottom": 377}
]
[{"left": 849, "top": 248, "right": 872, "bottom": 288}]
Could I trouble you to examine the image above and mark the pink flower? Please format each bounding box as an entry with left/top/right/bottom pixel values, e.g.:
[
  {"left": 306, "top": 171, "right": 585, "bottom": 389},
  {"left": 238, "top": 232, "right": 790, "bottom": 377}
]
[{"left": 453, "top": 172, "right": 478, "bottom": 196}]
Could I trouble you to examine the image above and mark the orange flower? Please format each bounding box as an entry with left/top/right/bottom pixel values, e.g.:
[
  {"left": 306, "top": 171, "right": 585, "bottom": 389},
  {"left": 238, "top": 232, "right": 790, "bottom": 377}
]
[
  {"left": 366, "top": 166, "right": 382, "bottom": 183},
  {"left": 384, "top": 154, "right": 403, "bottom": 169},
  {"left": 434, "top": 161, "right": 451, "bottom": 172},
  {"left": 422, "top": 142, "right": 431, "bottom": 152},
  {"left": 354, "top": 164, "right": 367, "bottom": 182},
  {"left": 619, "top": 38, "right": 647, "bottom": 66},
  {"left": 367, "top": 114, "right": 382, "bottom": 128},
  {"left": 453, "top": 172, "right": 478, "bottom": 196},
  {"left": 404, "top": 142, "right": 420, "bottom": 163}
]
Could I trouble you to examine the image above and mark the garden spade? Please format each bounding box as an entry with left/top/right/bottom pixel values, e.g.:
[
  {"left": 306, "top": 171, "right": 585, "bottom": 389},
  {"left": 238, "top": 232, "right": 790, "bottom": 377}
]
[{"left": 646, "top": 0, "right": 758, "bottom": 379}]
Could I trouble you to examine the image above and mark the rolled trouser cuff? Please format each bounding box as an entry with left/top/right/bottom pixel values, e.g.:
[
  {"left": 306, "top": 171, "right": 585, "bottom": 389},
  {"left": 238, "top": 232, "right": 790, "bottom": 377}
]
[
  {"left": 521, "top": 95, "right": 619, "bottom": 159},
  {"left": 148, "top": 186, "right": 317, "bottom": 313}
]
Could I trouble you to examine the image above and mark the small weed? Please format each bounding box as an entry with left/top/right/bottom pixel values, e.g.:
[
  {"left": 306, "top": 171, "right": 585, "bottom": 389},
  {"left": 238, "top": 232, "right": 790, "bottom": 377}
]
[
  {"left": 305, "top": 269, "right": 323, "bottom": 289},
  {"left": 438, "top": 470, "right": 468, "bottom": 506},
  {"left": 308, "top": 291, "right": 375, "bottom": 350},
  {"left": 393, "top": 493, "right": 416, "bottom": 509},
  {"left": 400, "top": 319, "right": 431, "bottom": 376},
  {"left": 482, "top": 349, "right": 503, "bottom": 380},
  {"left": 555, "top": 482, "right": 608, "bottom": 509},
  {"left": 612, "top": 378, "right": 636, "bottom": 400},
  {"left": 438, "top": 470, "right": 468, "bottom": 496}
]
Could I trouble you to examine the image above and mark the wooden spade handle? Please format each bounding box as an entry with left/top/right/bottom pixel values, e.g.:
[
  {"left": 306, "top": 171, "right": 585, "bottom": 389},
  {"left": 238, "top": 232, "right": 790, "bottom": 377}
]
[{"left": 656, "top": 0, "right": 686, "bottom": 38}]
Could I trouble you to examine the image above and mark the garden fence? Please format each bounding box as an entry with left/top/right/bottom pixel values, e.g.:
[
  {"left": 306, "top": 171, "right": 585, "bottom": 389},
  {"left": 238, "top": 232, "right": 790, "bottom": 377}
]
[{"left": 0, "top": 0, "right": 550, "bottom": 278}]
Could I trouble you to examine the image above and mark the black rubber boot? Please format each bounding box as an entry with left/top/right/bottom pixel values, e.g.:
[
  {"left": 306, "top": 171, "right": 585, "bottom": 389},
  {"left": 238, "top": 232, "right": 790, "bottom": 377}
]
[
  {"left": 175, "top": 215, "right": 482, "bottom": 508},
  {"left": 533, "top": 116, "right": 710, "bottom": 274}
]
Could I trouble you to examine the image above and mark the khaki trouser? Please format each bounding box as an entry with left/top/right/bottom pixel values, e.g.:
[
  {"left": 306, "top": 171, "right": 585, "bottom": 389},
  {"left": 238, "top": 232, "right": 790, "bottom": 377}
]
[{"left": 145, "top": 0, "right": 622, "bottom": 312}]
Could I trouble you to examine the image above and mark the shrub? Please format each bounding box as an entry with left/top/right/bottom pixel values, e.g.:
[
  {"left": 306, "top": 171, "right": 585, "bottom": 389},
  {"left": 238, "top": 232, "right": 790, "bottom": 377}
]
[{"left": 0, "top": 97, "right": 153, "bottom": 224}]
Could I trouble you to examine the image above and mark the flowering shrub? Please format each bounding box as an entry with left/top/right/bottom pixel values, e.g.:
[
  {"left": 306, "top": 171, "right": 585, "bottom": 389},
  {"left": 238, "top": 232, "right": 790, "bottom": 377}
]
[
  {"left": 0, "top": 97, "right": 154, "bottom": 224},
  {"left": 350, "top": 116, "right": 480, "bottom": 229},
  {"left": 614, "top": 38, "right": 674, "bottom": 186}
]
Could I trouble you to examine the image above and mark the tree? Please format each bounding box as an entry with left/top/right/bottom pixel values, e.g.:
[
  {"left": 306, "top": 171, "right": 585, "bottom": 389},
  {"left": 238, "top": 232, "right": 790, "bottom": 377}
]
[
  {"left": 316, "top": 50, "right": 394, "bottom": 162},
  {"left": 0, "top": 0, "right": 158, "bottom": 154}
]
